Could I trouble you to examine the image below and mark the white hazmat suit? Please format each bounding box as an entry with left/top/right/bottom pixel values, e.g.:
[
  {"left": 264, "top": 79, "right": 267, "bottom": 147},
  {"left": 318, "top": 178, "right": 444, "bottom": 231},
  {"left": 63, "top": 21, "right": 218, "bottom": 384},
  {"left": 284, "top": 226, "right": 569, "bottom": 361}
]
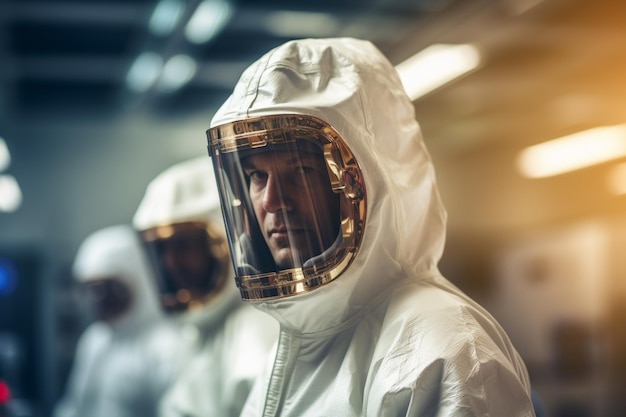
[
  {"left": 53, "top": 225, "right": 182, "bottom": 417},
  {"left": 207, "top": 38, "right": 536, "bottom": 416},
  {"left": 133, "top": 157, "right": 278, "bottom": 417}
]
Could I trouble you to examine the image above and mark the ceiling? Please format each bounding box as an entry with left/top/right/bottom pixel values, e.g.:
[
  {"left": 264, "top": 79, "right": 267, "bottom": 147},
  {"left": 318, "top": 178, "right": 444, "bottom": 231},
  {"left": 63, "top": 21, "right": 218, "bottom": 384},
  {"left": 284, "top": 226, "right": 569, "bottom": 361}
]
[
  {"left": 2, "top": 0, "right": 626, "bottom": 239},
  {"left": 0, "top": 0, "right": 445, "bottom": 118}
]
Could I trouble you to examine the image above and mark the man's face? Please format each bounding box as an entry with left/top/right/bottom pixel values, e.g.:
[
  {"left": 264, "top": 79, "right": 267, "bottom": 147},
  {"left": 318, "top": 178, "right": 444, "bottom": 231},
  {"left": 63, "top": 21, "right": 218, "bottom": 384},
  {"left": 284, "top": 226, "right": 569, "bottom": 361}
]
[
  {"left": 159, "top": 230, "right": 217, "bottom": 296},
  {"left": 84, "top": 277, "right": 133, "bottom": 323},
  {"left": 242, "top": 149, "right": 340, "bottom": 269}
]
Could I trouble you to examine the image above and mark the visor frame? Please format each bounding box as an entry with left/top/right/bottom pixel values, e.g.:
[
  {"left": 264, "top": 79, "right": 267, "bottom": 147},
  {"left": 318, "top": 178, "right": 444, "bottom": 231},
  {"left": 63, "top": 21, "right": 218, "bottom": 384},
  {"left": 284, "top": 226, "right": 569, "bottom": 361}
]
[{"left": 207, "top": 114, "right": 366, "bottom": 301}]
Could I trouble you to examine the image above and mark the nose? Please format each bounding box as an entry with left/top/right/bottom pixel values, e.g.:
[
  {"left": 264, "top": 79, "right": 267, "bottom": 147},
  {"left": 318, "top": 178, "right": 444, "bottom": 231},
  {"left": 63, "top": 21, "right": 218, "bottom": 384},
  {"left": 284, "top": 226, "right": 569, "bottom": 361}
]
[
  {"left": 162, "top": 246, "right": 180, "bottom": 270},
  {"left": 261, "top": 173, "right": 294, "bottom": 213}
]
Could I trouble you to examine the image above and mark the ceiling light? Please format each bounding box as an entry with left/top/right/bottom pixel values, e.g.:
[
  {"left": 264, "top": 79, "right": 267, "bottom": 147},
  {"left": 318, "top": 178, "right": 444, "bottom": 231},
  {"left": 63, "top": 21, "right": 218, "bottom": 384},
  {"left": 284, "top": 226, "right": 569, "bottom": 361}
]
[
  {"left": 517, "top": 124, "right": 626, "bottom": 178},
  {"left": 0, "top": 138, "right": 10, "bottom": 172},
  {"left": 157, "top": 55, "right": 197, "bottom": 93},
  {"left": 0, "top": 175, "right": 22, "bottom": 213},
  {"left": 149, "top": 0, "right": 186, "bottom": 36},
  {"left": 263, "top": 11, "right": 339, "bottom": 37},
  {"left": 395, "top": 43, "right": 481, "bottom": 101},
  {"left": 185, "top": 0, "right": 233, "bottom": 44},
  {"left": 126, "top": 52, "right": 163, "bottom": 93}
]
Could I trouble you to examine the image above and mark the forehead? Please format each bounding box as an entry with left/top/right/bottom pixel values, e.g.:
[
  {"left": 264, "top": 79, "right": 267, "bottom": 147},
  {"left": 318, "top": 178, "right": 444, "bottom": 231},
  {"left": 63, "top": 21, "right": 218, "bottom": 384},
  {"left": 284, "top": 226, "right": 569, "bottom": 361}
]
[{"left": 241, "top": 148, "right": 324, "bottom": 168}]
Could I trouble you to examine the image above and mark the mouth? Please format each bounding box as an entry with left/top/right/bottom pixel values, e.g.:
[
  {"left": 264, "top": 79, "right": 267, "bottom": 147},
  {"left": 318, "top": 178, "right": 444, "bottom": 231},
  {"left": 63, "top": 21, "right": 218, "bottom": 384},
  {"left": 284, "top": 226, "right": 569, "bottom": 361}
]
[{"left": 268, "top": 227, "right": 305, "bottom": 239}]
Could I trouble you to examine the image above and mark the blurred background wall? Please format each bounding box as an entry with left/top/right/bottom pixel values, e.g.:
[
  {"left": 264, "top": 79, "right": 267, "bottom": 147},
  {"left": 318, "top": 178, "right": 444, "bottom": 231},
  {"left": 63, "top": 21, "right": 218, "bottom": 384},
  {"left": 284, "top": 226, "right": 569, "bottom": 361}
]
[{"left": 0, "top": 0, "right": 625, "bottom": 416}]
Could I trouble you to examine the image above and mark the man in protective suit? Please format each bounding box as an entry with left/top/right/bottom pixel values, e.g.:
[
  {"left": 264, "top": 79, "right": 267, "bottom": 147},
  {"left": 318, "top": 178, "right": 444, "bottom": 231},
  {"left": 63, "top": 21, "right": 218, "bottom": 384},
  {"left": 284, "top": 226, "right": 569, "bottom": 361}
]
[
  {"left": 206, "top": 38, "right": 536, "bottom": 416},
  {"left": 133, "top": 156, "right": 278, "bottom": 417},
  {"left": 54, "top": 225, "right": 182, "bottom": 417}
]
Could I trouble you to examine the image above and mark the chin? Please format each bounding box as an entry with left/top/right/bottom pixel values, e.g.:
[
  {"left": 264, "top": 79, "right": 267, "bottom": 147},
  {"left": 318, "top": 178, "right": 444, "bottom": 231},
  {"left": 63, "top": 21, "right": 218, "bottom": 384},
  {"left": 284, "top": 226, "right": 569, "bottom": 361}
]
[{"left": 273, "top": 249, "right": 298, "bottom": 269}]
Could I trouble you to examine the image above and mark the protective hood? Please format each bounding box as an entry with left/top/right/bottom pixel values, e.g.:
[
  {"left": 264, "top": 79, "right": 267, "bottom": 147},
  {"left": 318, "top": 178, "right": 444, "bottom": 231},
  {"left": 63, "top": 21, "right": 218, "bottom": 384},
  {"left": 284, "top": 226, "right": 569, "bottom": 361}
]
[
  {"left": 72, "top": 225, "right": 162, "bottom": 332},
  {"left": 133, "top": 157, "right": 224, "bottom": 228},
  {"left": 133, "top": 157, "right": 240, "bottom": 328},
  {"left": 210, "top": 38, "right": 447, "bottom": 334}
]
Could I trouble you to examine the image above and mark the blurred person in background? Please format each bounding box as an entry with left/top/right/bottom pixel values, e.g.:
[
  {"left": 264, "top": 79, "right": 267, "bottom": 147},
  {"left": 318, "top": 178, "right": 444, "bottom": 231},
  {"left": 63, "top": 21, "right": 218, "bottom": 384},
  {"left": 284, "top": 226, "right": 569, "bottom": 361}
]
[
  {"left": 206, "top": 37, "right": 536, "bottom": 416},
  {"left": 53, "top": 225, "right": 182, "bottom": 417},
  {"left": 133, "top": 156, "right": 278, "bottom": 417}
]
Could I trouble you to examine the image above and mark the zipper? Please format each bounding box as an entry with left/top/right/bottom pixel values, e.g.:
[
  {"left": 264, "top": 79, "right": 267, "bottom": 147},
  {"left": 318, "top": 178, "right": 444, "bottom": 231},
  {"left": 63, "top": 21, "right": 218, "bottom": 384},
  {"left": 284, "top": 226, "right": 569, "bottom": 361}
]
[{"left": 261, "top": 328, "right": 298, "bottom": 417}]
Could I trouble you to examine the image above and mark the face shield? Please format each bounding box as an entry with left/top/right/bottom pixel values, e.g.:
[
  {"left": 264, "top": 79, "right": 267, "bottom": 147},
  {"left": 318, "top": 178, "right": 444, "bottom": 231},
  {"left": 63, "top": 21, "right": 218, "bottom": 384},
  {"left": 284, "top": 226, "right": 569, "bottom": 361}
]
[
  {"left": 138, "top": 221, "right": 230, "bottom": 313},
  {"left": 207, "top": 114, "right": 366, "bottom": 301},
  {"left": 83, "top": 277, "right": 134, "bottom": 323}
]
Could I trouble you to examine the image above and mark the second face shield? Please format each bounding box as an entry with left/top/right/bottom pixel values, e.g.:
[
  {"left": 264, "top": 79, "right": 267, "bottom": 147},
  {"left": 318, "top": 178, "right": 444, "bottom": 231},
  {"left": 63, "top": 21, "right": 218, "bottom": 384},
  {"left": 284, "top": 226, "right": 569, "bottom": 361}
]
[
  {"left": 207, "top": 115, "right": 367, "bottom": 301},
  {"left": 139, "top": 222, "right": 230, "bottom": 313}
]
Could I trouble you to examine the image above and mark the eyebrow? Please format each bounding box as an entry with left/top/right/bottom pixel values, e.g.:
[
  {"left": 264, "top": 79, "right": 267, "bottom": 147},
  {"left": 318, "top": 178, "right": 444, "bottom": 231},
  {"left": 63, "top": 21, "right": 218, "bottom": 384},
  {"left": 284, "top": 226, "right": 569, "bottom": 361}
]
[
  {"left": 241, "top": 153, "right": 322, "bottom": 171},
  {"left": 241, "top": 159, "right": 254, "bottom": 171}
]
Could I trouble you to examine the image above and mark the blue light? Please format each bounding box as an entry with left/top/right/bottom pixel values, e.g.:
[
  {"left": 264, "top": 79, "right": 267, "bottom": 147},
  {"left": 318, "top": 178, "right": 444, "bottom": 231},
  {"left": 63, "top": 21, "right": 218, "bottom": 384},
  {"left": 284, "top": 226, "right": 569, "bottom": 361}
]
[{"left": 0, "top": 259, "right": 16, "bottom": 297}]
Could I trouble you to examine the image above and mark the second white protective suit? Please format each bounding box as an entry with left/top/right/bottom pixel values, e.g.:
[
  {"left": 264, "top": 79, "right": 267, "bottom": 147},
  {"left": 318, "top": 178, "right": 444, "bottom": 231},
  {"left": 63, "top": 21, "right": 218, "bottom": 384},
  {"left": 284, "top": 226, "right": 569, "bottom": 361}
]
[
  {"left": 207, "top": 38, "right": 536, "bottom": 416},
  {"left": 133, "top": 157, "right": 278, "bottom": 417}
]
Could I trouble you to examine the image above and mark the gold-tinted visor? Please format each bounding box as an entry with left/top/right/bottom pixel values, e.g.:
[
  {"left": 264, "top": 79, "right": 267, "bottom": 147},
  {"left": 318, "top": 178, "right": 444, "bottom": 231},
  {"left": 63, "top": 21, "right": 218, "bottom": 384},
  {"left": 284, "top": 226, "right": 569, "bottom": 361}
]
[
  {"left": 207, "top": 115, "right": 366, "bottom": 301},
  {"left": 139, "top": 221, "right": 230, "bottom": 313}
]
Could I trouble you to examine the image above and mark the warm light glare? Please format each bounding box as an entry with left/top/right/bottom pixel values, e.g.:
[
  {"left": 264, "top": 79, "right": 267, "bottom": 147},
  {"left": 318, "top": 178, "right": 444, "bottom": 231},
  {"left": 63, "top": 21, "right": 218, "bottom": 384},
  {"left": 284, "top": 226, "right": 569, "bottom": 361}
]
[
  {"left": 607, "top": 162, "right": 626, "bottom": 195},
  {"left": 149, "top": 0, "right": 186, "bottom": 36},
  {"left": 0, "top": 138, "right": 10, "bottom": 172},
  {"left": 517, "top": 124, "right": 626, "bottom": 178},
  {"left": 126, "top": 52, "right": 163, "bottom": 93},
  {"left": 395, "top": 44, "right": 481, "bottom": 101},
  {"left": 185, "top": 0, "right": 232, "bottom": 44},
  {"left": 158, "top": 55, "right": 197, "bottom": 92},
  {"left": 263, "top": 11, "right": 339, "bottom": 37},
  {"left": 0, "top": 175, "right": 22, "bottom": 213}
]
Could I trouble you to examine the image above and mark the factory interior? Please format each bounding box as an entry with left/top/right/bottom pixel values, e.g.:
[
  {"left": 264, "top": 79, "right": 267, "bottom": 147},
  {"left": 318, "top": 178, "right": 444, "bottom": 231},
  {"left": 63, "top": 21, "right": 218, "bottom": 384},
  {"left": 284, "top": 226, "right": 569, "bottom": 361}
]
[{"left": 1, "top": 0, "right": 625, "bottom": 415}]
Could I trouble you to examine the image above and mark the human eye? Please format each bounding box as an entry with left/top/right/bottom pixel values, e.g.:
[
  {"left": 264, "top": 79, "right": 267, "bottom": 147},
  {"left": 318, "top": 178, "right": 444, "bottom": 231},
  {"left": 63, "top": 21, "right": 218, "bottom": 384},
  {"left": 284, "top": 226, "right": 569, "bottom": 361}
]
[
  {"left": 245, "top": 169, "right": 268, "bottom": 184},
  {"left": 293, "top": 164, "right": 316, "bottom": 175}
]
